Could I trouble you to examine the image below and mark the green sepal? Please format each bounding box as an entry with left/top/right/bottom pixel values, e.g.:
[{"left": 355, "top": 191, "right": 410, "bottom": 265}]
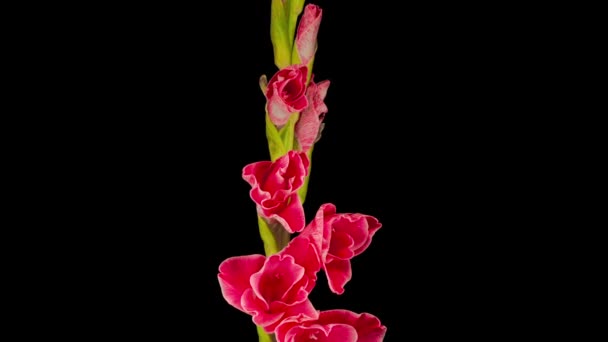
[
  {"left": 266, "top": 112, "right": 300, "bottom": 161},
  {"left": 265, "top": 113, "right": 287, "bottom": 161},
  {"left": 258, "top": 215, "right": 280, "bottom": 256},
  {"left": 258, "top": 215, "right": 291, "bottom": 256}
]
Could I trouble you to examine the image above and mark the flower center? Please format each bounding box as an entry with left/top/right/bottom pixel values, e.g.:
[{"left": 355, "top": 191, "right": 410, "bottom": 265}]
[{"left": 282, "top": 81, "right": 301, "bottom": 101}]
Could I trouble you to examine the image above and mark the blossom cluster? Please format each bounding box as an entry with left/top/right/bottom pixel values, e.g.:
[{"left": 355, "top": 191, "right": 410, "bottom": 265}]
[{"left": 218, "top": 2, "right": 386, "bottom": 341}]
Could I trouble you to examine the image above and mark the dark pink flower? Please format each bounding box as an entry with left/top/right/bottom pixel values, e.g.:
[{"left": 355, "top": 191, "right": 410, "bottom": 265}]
[
  {"left": 217, "top": 235, "right": 322, "bottom": 332},
  {"left": 275, "top": 309, "right": 387, "bottom": 342},
  {"left": 266, "top": 64, "right": 309, "bottom": 127},
  {"left": 295, "top": 4, "right": 323, "bottom": 66},
  {"left": 242, "top": 150, "right": 310, "bottom": 233},
  {"left": 299, "top": 203, "right": 382, "bottom": 294},
  {"left": 295, "top": 78, "right": 330, "bottom": 152}
]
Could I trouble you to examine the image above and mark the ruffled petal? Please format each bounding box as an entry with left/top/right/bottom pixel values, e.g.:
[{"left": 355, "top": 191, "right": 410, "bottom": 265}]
[
  {"left": 217, "top": 255, "right": 266, "bottom": 311},
  {"left": 324, "top": 259, "right": 352, "bottom": 295}
]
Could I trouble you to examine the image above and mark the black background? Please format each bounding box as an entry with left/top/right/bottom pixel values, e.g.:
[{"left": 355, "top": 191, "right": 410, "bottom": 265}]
[{"left": 61, "top": 1, "right": 536, "bottom": 340}]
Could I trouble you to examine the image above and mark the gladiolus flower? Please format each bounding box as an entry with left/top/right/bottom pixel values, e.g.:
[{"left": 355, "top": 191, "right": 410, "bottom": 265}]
[
  {"left": 299, "top": 203, "right": 382, "bottom": 294},
  {"left": 266, "top": 64, "right": 309, "bottom": 127},
  {"left": 295, "top": 4, "right": 323, "bottom": 66},
  {"left": 218, "top": 233, "right": 322, "bottom": 332},
  {"left": 242, "top": 150, "right": 310, "bottom": 233},
  {"left": 295, "top": 78, "right": 330, "bottom": 152},
  {"left": 275, "top": 309, "right": 387, "bottom": 342}
]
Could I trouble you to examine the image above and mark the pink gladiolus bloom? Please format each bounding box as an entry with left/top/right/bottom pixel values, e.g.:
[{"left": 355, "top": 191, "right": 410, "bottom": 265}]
[
  {"left": 242, "top": 150, "right": 310, "bottom": 233},
  {"left": 266, "top": 64, "right": 309, "bottom": 127},
  {"left": 275, "top": 309, "right": 387, "bottom": 342},
  {"left": 299, "top": 203, "right": 382, "bottom": 294},
  {"left": 295, "top": 4, "right": 322, "bottom": 66},
  {"left": 218, "top": 235, "right": 322, "bottom": 332},
  {"left": 295, "top": 78, "right": 330, "bottom": 152}
]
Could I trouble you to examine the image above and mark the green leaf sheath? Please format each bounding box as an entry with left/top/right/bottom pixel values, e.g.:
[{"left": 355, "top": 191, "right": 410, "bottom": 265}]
[{"left": 258, "top": 215, "right": 280, "bottom": 256}]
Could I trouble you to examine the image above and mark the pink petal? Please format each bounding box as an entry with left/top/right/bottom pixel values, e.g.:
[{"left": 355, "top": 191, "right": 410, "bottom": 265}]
[
  {"left": 295, "top": 4, "right": 322, "bottom": 65},
  {"left": 319, "top": 205, "right": 336, "bottom": 261},
  {"left": 325, "top": 324, "right": 359, "bottom": 342},
  {"left": 299, "top": 203, "right": 336, "bottom": 261},
  {"left": 284, "top": 324, "right": 357, "bottom": 342},
  {"left": 283, "top": 151, "right": 310, "bottom": 191},
  {"left": 261, "top": 299, "right": 318, "bottom": 334},
  {"left": 330, "top": 214, "right": 382, "bottom": 257},
  {"left": 295, "top": 116, "right": 319, "bottom": 152},
  {"left": 241, "top": 287, "right": 272, "bottom": 315},
  {"left": 324, "top": 259, "right": 352, "bottom": 295},
  {"left": 275, "top": 312, "right": 321, "bottom": 342},
  {"left": 217, "top": 254, "right": 266, "bottom": 311},
  {"left": 267, "top": 89, "right": 293, "bottom": 127},
  {"left": 331, "top": 215, "right": 367, "bottom": 245},
  {"left": 352, "top": 216, "right": 382, "bottom": 256},
  {"left": 243, "top": 288, "right": 286, "bottom": 330},
  {"left": 269, "top": 286, "right": 310, "bottom": 312},
  {"left": 281, "top": 236, "right": 322, "bottom": 291},
  {"left": 315, "top": 80, "right": 330, "bottom": 101},
  {"left": 242, "top": 160, "right": 272, "bottom": 188},
  {"left": 250, "top": 254, "right": 305, "bottom": 304},
  {"left": 318, "top": 310, "right": 387, "bottom": 342},
  {"left": 277, "top": 299, "right": 318, "bottom": 331},
  {"left": 328, "top": 231, "right": 355, "bottom": 260},
  {"left": 310, "top": 80, "right": 329, "bottom": 115},
  {"left": 270, "top": 193, "right": 306, "bottom": 233},
  {"left": 290, "top": 95, "right": 309, "bottom": 112},
  {"left": 354, "top": 314, "right": 387, "bottom": 342},
  {"left": 283, "top": 325, "right": 317, "bottom": 342}
]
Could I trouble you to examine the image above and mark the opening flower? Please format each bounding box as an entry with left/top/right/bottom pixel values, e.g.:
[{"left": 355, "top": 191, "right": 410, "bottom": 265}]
[
  {"left": 266, "top": 64, "right": 309, "bottom": 127},
  {"left": 242, "top": 150, "right": 310, "bottom": 233},
  {"left": 299, "top": 203, "right": 382, "bottom": 294}
]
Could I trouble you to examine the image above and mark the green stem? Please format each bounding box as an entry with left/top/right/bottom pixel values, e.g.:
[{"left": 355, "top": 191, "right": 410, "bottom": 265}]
[
  {"left": 297, "top": 145, "right": 314, "bottom": 204},
  {"left": 257, "top": 325, "right": 276, "bottom": 342}
]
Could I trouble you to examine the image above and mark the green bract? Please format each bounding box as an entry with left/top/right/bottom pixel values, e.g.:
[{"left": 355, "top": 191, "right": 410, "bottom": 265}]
[
  {"left": 270, "top": 0, "right": 305, "bottom": 68},
  {"left": 265, "top": 112, "right": 299, "bottom": 162}
]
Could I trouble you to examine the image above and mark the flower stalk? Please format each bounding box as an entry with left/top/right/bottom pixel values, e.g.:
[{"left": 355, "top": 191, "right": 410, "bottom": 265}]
[
  {"left": 257, "top": 325, "right": 276, "bottom": 342},
  {"left": 218, "top": 2, "right": 386, "bottom": 341}
]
